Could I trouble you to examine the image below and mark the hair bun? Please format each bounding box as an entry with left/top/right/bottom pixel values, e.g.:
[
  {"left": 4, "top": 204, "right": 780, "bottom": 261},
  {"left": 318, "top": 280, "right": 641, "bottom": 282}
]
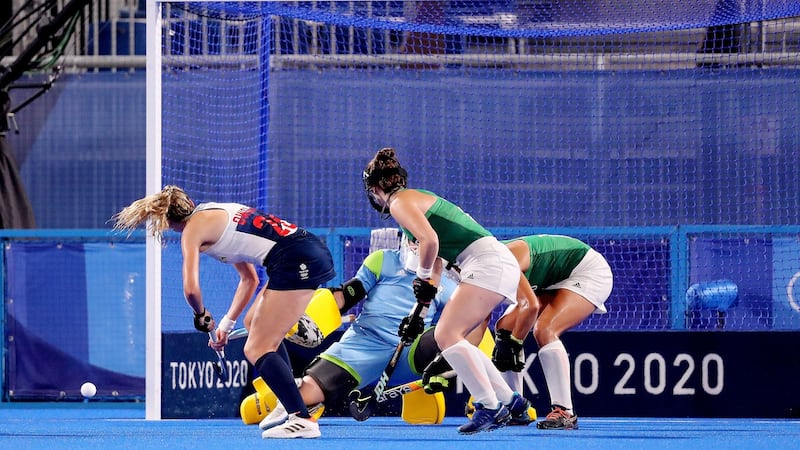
[{"left": 378, "top": 147, "right": 396, "bottom": 162}]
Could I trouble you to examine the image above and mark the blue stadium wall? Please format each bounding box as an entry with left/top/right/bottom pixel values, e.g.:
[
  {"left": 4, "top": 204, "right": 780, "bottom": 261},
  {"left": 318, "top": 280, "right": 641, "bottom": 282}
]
[
  {"left": 7, "top": 70, "right": 799, "bottom": 229},
  {"left": 3, "top": 230, "right": 800, "bottom": 418},
  {"left": 3, "top": 70, "right": 800, "bottom": 416}
]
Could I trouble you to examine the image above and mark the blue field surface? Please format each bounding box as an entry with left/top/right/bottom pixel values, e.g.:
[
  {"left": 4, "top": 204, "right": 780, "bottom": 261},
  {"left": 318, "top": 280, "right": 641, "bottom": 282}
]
[{"left": 0, "top": 404, "right": 797, "bottom": 449}]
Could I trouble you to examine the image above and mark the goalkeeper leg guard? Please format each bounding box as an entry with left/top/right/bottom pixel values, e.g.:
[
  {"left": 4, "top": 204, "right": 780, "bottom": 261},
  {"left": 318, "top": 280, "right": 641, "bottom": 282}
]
[
  {"left": 285, "top": 288, "right": 343, "bottom": 348},
  {"left": 401, "top": 389, "right": 446, "bottom": 425},
  {"left": 304, "top": 355, "right": 359, "bottom": 405},
  {"left": 240, "top": 376, "right": 278, "bottom": 425},
  {"left": 408, "top": 326, "right": 440, "bottom": 375}
]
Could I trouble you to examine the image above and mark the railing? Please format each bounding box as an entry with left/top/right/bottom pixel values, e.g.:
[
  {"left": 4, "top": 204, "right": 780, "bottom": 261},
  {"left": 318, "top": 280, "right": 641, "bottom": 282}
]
[{"left": 3, "top": 1, "right": 800, "bottom": 72}]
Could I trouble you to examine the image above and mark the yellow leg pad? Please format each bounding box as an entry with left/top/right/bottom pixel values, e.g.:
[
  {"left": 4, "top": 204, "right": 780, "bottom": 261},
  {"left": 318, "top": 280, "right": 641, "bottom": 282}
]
[
  {"left": 285, "top": 288, "right": 342, "bottom": 342},
  {"left": 240, "top": 376, "right": 278, "bottom": 425},
  {"left": 401, "top": 389, "right": 446, "bottom": 425},
  {"left": 305, "top": 288, "right": 343, "bottom": 336},
  {"left": 477, "top": 327, "right": 495, "bottom": 357}
]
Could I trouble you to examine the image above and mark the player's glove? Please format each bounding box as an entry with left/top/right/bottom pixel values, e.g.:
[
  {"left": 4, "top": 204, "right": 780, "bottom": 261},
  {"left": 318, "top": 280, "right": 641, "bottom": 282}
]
[
  {"left": 422, "top": 353, "right": 453, "bottom": 394},
  {"left": 398, "top": 314, "right": 425, "bottom": 344},
  {"left": 492, "top": 328, "right": 525, "bottom": 372},
  {"left": 193, "top": 308, "right": 214, "bottom": 333},
  {"left": 412, "top": 277, "right": 437, "bottom": 306},
  {"left": 398, "top": 277, "right": 437, "bottom": 343}
]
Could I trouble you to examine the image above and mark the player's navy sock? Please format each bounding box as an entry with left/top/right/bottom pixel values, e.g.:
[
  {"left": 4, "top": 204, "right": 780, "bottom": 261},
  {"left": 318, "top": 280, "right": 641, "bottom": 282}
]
[
  {"left": 276, "top": 341, "right": 291, "bottom": 366},
  {"left": 254, "top": 351, "right": 310, "bottom": 418}
]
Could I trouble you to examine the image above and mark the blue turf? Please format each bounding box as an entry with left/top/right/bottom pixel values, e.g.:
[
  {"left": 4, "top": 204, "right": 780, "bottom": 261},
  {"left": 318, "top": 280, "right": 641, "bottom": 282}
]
[{"left": 0, "top": 405, "right": 797, "bottom": 449}]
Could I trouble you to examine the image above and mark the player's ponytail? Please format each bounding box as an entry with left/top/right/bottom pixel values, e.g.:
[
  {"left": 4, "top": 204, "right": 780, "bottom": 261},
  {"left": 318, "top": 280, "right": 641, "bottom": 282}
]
[{"left": 112, "top": 185, "right": 194, "bottom": 241}]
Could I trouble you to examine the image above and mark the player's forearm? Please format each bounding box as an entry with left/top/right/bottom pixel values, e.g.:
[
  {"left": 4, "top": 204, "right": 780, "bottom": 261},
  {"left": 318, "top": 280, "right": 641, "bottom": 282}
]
[
  {"left": 226, "top": 279, "right": 258, "bottom": 321},
  {"left": 184, "top": 289, "right": 204, "bottom": 315}
]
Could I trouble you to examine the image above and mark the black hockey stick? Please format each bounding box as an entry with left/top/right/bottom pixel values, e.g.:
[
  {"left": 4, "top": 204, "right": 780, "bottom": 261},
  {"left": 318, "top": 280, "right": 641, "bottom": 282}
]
[
  {"left": 348, "top": 302, "right": 427, "bottom": 421},
  {"left": 208, "top": 331, "right": 229, "bottom": 381}
]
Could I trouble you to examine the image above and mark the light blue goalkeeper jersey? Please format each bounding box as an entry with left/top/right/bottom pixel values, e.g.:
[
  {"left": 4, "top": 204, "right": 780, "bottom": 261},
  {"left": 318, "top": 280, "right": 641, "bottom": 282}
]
[{"left": 350, "top": 249, "right": 457, "bottom": 346}]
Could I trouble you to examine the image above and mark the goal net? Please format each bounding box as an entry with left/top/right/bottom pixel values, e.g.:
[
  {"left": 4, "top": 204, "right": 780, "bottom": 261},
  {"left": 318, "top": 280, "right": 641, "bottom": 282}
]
[{"left": 147, "top": 0, "right": 800, "bottom": 418}]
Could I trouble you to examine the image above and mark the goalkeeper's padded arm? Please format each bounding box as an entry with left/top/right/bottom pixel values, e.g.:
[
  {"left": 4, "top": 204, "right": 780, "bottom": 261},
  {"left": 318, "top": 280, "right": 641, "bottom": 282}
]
[{"left": 331, "top": 278, "right": 367, "bottom": 314}]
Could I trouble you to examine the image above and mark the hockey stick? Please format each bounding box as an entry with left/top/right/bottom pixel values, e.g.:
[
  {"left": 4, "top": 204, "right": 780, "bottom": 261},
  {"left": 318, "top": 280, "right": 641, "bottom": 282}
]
[
  {"left": 376, "top": 369, "right": 457, "bottom": 403},
  {"left": 348, "top": 302, "right": 428, "bottom": 421},
  {"left": 225, "top": 314, "right": 356, "bottom": 341},
  {"left": 208, "top": 332, "right": 229, "bottom": 381}
]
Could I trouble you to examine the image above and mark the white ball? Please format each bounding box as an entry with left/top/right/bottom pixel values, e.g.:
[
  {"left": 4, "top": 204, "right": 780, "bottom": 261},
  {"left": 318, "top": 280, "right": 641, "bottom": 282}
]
[{"left": 80, "top": 382, "right": 97, "bottom": 398}]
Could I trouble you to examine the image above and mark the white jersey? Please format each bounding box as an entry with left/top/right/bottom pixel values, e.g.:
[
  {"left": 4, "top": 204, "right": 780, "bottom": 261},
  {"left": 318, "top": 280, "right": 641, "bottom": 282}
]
[{"left": 194, "top": 202, "right": 297, "bottom": 265}]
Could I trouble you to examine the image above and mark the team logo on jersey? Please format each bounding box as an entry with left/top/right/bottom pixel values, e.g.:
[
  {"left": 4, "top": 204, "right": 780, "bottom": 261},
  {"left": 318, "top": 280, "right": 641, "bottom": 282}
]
[
  {"left": 573, "top": 282, "right": 582, "bottom": 289},
  {"left": 299, "top": 263, "right": 309, "bottom": 280}
]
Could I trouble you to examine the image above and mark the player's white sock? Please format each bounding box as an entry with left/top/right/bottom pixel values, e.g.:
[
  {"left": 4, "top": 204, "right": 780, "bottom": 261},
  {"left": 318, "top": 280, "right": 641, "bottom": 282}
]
[
  {"left": 500, "top": 370, "right": 523, "bottom": 395},
  {"left": 442, "top": 340, "right": 498, "bottom": 409},
  {"left": 480, "top": 354, "right": 515, "bottom": 404},
  {"left": 538, "top": 339, "right": 573, "bottom": 412}
]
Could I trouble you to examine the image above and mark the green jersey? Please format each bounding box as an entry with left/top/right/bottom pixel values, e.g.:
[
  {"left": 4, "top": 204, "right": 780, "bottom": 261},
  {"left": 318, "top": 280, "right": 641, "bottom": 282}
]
[
  {"left": 503, "top": 235, "right": 590, "bottom": 290},
  {"left": 401, "top": 189, "right": 491, "bottom": 264}
]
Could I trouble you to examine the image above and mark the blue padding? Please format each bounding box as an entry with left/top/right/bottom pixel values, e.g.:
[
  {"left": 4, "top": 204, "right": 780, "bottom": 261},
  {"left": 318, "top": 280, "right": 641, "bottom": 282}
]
[
  {"left": 6, "top": 315, "right": 143, "bottom": 399},
  {"left": 5, "top": 242, "right": 88, "bottom": 361},
  {"left": 686, "top": 279, "right": 738, "bottom": 311},
  {"left": 689, "top": 237, "right": 772, "bottom": 330},
  {"left": 84, "top": 242, "right": 146, "bottom": 377}
]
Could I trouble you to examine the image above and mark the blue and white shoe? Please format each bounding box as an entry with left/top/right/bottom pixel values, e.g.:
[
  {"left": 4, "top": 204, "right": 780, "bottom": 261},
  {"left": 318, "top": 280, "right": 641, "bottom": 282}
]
[
  {"left": 506, "top": 392, "right": 534, "bottom": 426},
  {"left": 457, "top": 402, "right": 511, "bottom": 434}
]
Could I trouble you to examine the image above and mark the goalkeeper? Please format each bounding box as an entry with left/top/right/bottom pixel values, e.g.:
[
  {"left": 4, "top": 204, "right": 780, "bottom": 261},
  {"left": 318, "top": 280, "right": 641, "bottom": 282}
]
[
  {"left": 251, "top": 229, "right": 480, "bottom": 432},
  {"left": 491, "top": 234, "right": 613, "bottom": 431}
]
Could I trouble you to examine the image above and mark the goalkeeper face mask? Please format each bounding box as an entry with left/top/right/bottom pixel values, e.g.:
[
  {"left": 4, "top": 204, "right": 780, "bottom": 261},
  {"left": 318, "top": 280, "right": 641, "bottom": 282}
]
[{"left": 399, "top": 235, "right": 420, "bottom": 274}]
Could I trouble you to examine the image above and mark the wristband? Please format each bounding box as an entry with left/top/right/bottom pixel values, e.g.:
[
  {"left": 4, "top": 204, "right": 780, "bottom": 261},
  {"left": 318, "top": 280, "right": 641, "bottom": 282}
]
[
  {"left": 218, "top": 315, "right": 236, "bottom": 333},
  {"left": 510, "top": 334, "right": 524, "bottom": 345},
  {"left": 416, "top": 266, "right": 433, "bottom": 279}
]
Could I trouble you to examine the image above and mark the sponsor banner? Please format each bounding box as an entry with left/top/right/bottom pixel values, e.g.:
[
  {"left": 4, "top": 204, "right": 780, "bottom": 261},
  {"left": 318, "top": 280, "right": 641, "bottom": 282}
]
[
  {"left": 772, "top": 238, "right": 800, "bottom": 329},
  {"left": 502, "top": 331, "right": 800, "bottom": 418},
  {"left": 163, "top": 331, "right": 800, "bottom": 419},
  {"left": 162, "top": 332, "right": 252, "bottom": 419}
]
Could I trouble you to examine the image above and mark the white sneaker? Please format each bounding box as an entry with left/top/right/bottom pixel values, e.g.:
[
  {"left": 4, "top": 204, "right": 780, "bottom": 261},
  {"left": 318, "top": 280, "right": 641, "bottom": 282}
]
[
  {"left": 261, "top": 413, "right": 320, "bottom": 439},
  {"left": 259, "top": 401, "right": 288, "bottom": 430}
]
